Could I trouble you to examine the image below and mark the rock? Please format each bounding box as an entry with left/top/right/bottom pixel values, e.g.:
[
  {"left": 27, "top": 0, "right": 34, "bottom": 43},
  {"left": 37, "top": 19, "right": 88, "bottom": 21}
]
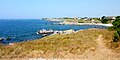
[
  {"left": 9, "top": 43, "right": 15, "bottom": 45},
  {"left": 0, "top": 38, "right": 4, "bottom": 41},
  {"left": 91, "top": 47, "right": 96, "bottom": 51},
  {"left": 63, "top": 29, "right": 75, "bottom": 34},
  {"left": 6, "top": 37, "right": 11, "bottom": 40},
  {"left": 41, "top": 34, "right": 48, "bottom": 37}
]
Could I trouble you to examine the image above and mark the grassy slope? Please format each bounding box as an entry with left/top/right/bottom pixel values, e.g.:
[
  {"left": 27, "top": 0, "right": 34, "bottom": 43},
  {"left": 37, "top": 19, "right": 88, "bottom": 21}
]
[{"left": 0, "top": 29, "right": 119, "bottom": 59}]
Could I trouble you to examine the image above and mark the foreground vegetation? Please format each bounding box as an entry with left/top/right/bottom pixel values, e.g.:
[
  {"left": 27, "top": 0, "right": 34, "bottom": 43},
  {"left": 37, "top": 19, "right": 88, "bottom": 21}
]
[
  {"left": 0, "top": 28, "right": 120, "bottom": 59},
  {"left": 107, "top": 16, "right": 120, "bottom": 51}
]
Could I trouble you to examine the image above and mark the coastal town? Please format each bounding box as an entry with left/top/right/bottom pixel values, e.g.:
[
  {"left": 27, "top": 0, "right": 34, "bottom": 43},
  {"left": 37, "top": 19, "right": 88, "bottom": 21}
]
[{"left": 42, "top": 16, "right": 116, "bottom": 26}]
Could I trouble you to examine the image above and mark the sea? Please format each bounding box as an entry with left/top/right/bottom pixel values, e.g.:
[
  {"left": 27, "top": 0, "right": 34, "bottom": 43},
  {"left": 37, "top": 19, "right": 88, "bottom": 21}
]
[{"left": 0, "top": 19, "right": 107, "bottom": 44}]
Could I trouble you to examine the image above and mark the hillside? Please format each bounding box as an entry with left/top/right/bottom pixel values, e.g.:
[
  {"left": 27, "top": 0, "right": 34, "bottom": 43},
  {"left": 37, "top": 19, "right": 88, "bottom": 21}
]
[{"left": 0, "top": 29, "right": 120, "bottom": 60}]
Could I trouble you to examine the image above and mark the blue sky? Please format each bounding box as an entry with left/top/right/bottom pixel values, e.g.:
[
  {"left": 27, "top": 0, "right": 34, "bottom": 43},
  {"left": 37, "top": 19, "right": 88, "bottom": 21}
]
[{"left": 0, "top": 0, "right": 120, "bottom": 19}]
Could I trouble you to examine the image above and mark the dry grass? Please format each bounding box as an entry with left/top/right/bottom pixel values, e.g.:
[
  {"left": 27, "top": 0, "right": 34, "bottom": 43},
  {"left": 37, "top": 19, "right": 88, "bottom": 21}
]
[{"left": 0, "top": 28, "right": 119, "bottom": 59}]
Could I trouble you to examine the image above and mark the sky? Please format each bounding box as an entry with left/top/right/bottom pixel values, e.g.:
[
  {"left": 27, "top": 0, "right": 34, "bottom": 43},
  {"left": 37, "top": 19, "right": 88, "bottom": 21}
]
[{"left": 0, "top": 0, "right": 120, "bottom": 19}]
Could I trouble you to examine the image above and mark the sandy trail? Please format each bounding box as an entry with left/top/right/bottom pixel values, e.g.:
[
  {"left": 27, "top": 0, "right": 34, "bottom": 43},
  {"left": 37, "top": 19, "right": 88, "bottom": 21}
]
[{"left": 82, "top": 35, "right": 120, "bottom": 60}]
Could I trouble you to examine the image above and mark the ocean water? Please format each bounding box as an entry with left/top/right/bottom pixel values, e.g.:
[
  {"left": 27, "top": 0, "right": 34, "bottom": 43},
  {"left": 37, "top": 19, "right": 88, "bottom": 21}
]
[{"left": 0, "top": 19, "right": 107, "bottom": 44}]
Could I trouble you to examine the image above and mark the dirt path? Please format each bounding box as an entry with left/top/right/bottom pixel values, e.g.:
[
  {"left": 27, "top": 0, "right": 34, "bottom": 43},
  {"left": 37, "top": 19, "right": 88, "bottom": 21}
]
[
  {"left": 82, "top": 35, "right": 120, "bottom": 60},
  {"left": 94, "top": 35, "right": 115, "bottom": 60}
]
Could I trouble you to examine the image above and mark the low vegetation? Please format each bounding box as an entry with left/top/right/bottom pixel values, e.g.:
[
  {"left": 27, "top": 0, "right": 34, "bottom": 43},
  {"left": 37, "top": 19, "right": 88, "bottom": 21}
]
[
  {"left": 108, "top": 16, "right": 120, "bottom": 50},
  {"left": 0, "top": 28, "right": 119, "bottom": 59}
]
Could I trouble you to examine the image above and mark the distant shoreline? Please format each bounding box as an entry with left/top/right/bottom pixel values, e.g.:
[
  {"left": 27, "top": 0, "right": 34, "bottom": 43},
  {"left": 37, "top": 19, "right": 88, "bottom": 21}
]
[
  {"left": 45, "top": 19, "right": 113, "bottom": 27},
  {"left": 61, "top": 22, "right": 113, "bottom": 27}
]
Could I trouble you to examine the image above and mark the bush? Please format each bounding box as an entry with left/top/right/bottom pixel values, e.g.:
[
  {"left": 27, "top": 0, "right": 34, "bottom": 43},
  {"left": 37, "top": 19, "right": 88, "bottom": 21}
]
[
  {"left": 113, "top": 42, "right": 118, "bottom": 48},
  {"left": 108, "top": 26, "right": 115, "bottom": 31},
  {"left": 117, "top": 29, "right": 120, "bottom": 35},
  {"left": 78, "top": 21, "right": 84, "bottom": 23},
  {"left": 113, "top": 32, "right": 120, "bottom": 42},
  {"left": 101, "top": 16, "right": 109, "bottom": 24},
  {"left": 101, "top": 19, "right": 108, "bottom": 24},
  {"left": 111, "top": 16, "right": 120, "bottom": 42}
]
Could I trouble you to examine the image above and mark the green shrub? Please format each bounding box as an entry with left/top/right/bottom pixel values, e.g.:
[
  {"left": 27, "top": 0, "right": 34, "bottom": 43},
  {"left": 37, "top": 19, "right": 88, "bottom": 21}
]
[
  {"left": 101, "top": 16, "right": 109, "bottom": 24},
  {"left": 113, "top": 32, "right": 120, "bottom": 42},
  {"left": 101, "top": 19, "right": 108, "bottom": 24},
  {"left": 78, "top": 21, "right": 84, "bottom": 23},
  {"left": 113, "top": 42, "right": 118, "bottom": 48},
  {"left": 108, "top": 26, "right": 115, "bottom": 31},
  {"left": 111, "top": 16, "right": 120, "bottom": 42},
  {"left": 117, "top": 29, "right": 120, "bottom": 35}
]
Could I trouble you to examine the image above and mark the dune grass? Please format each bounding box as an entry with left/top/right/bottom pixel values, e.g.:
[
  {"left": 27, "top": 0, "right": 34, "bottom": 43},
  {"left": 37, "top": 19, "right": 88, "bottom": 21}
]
[{"left": 0, "top": 29, "right": 118, "bottom": 59}]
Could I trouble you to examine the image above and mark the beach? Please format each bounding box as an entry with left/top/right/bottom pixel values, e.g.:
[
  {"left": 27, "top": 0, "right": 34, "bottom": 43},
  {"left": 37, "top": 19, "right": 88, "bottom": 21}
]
[{"left": 57, "top": 21, "right": 113, "bottom": 27}]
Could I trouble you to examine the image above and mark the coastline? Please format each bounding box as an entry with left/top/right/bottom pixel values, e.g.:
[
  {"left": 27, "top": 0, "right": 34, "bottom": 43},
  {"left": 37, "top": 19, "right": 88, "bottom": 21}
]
[
  {"left": 0, "top": 20, "right": 109, "bottom": 45},
  {"left": 1, "top": 28, "right": 119, "bottom": 59},
  {"left": 45, "top": 19, "right": 113, "bottom": 27}
]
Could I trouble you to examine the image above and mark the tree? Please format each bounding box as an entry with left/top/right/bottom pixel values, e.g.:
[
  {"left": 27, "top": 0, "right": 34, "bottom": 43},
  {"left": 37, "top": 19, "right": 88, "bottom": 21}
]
[
  {"left": 116, "top": 16, "right": 120, "bottom": 20},
  {"left": 101, "top": 16, "right": 108, "bottom": 24},
  {"left": 112, "top": 16, "right": 120, "bottom": 29},
  {"left": 102, "top": 16, "right": 106, "bottom": 20}
]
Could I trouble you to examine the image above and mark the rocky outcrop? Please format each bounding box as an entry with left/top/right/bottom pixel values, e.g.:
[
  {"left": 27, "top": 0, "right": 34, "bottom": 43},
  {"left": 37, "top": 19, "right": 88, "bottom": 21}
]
[{"left": 0, "top": 38, "right": 4, "bottom": 41}]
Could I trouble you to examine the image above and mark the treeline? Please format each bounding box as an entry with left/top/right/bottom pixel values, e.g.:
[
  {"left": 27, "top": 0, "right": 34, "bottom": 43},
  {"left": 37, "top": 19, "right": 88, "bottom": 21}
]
[{"left": 101, "top": 16, "right": 115, "bottom": 24}]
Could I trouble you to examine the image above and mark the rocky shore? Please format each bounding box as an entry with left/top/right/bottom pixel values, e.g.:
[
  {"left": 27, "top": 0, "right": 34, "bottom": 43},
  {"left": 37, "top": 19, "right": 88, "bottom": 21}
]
[{"left": 36, "top": 29, "right": 75, "bottom": 37}]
